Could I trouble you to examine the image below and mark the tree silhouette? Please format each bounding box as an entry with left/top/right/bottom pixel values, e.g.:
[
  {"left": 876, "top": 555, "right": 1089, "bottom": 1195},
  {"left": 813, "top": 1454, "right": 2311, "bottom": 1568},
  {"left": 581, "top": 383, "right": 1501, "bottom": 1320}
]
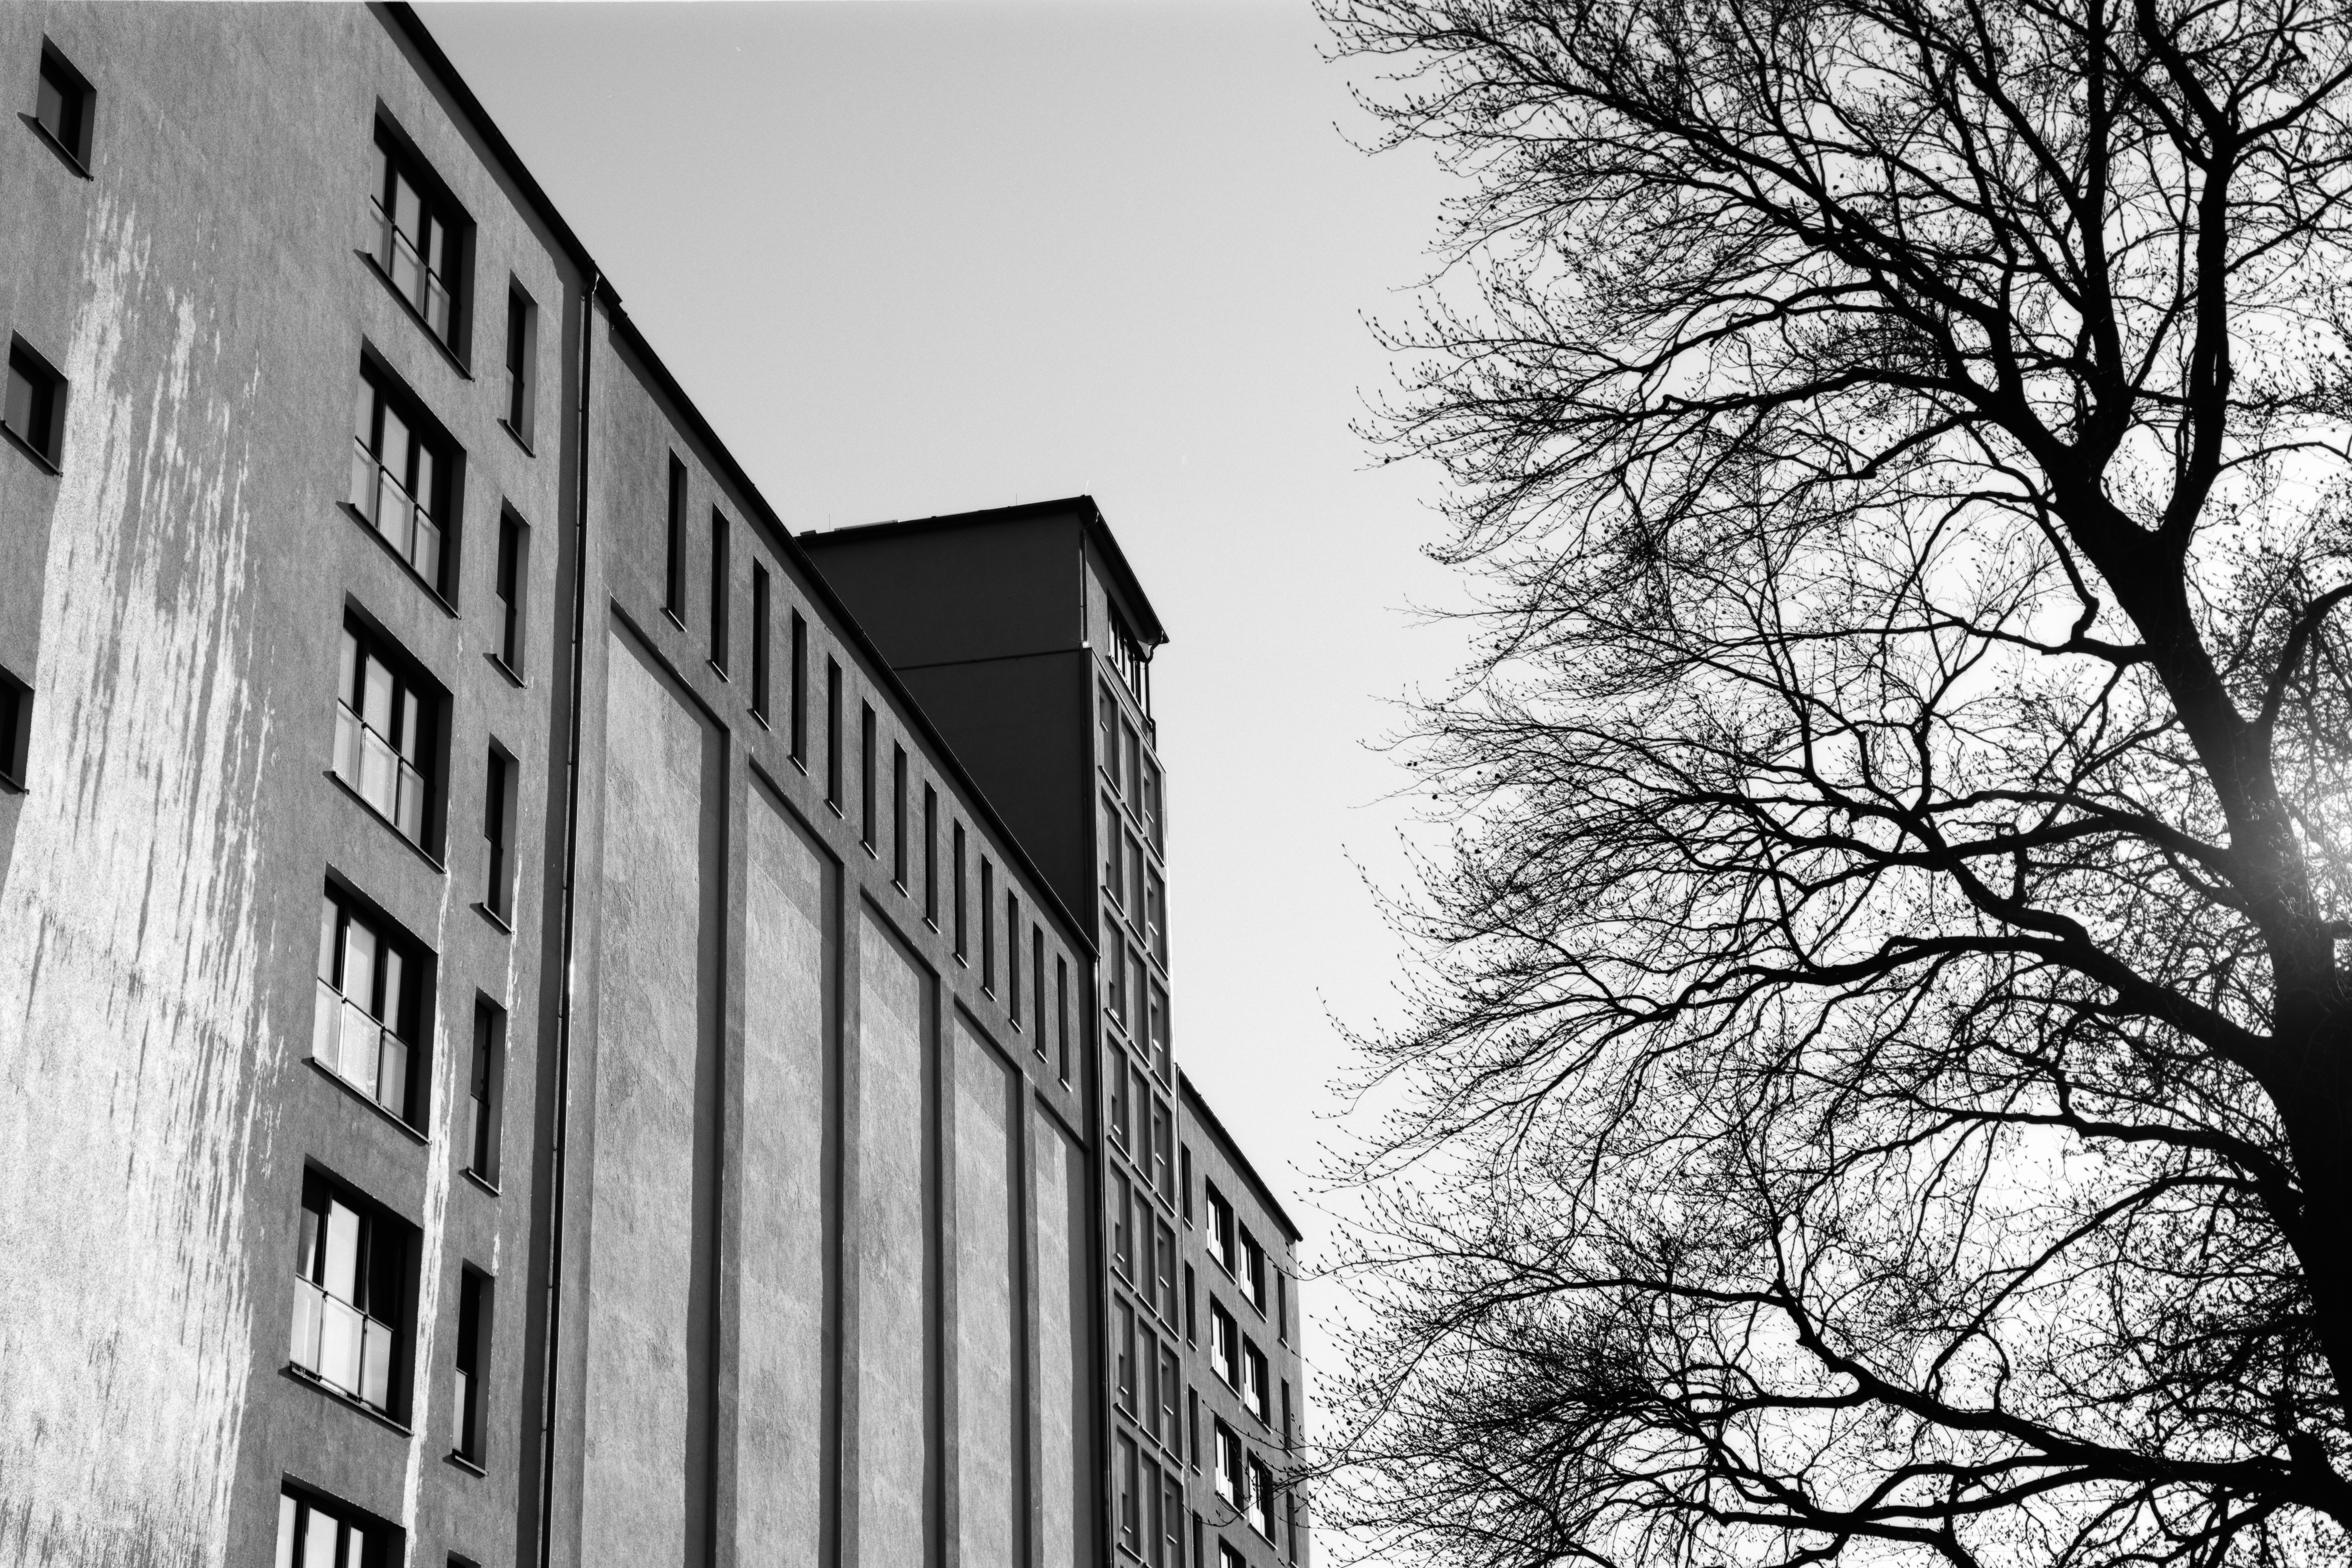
[{"left": 1319, "top": 0, "right": 2352, "bottom": 1562}]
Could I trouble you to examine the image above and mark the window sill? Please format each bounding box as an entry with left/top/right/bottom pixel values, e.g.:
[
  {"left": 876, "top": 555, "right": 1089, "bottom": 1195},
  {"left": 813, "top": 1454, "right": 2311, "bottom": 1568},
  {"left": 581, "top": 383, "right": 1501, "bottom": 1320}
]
[
  {"left": 324, "top": 769, "right": 447, "bottom": 875},
  {"left": 20, "top": 114, "right": 90, "bottom": 179},
  {"left": 663, "top": 607, "right": 688, "bottom": 635},
  {"left": 486, "top": 652, "right": 526, "bottom": 689},
  {"left": 708, "top": 659, "right": 730, "bottom": 684},
  {"left": 474, "top": 901, "right": 512, "bottom": 936},
  {"left": 337, "top": 503, "right": 458, "bottom": 617},
  {"left": 282, "top": 1363, "right": 412, "bottom": 1437},
  {"left": 748, "top": 708, "right": 771, "bottom": 732},
  {"left": 356, "top": 250, "right": 473, "bottom": 379},
  {"left": 462, "top": 1167, "right": 501, "bottom": 1199},
  {"left": 0, "top": 768, "right": 24, "bottom": 795},
  {"left": 306, "top": 1057, "right": 430, "bottom": 1146},
  {"left": 499, "top": 417, "right": 533, "bottom": 458},
  {"left": 0, "top": 421, "right": 61, "bottom": 476},
  {"left": 446, "top": 1450, "right": 487, "bottom": 1478}
]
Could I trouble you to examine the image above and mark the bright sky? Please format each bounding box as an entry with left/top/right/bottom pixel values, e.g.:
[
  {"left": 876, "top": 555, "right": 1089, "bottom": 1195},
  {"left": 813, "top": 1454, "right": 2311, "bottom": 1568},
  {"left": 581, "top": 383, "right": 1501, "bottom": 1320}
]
[{"left": 415, "top": 1, "right": 1467, "bottom": 1237}]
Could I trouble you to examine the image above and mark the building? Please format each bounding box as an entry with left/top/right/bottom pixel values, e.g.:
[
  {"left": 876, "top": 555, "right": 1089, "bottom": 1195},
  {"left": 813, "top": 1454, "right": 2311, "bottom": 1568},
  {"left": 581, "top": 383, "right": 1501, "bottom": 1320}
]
[{"left": 0, "top": 6, "right": 1306, "bottom": 1568}]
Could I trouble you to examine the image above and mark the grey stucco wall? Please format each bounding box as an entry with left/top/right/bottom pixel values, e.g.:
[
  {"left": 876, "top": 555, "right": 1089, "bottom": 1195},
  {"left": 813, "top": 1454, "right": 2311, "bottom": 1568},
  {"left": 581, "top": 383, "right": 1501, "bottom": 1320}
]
[
  {"left": 737, "top": 784, "right": 831, "bottom": 1557},
  {"left": 954, "top": 1015, "right": 1019, "bottom": 1568},
  {"left": 579, "top": 630, "right": 711, "bottom": 1568},
  {"left": 854, "top": 910, "right": 931, "bottom": 1562}
]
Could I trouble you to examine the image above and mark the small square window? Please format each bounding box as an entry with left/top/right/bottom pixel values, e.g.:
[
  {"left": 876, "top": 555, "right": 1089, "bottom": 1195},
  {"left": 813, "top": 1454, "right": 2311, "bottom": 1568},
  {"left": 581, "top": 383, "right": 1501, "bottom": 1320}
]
[
  {"left": 4, "top": 337, "right": 67, "bottom": 470},
  {"left": 33, "top": 43, "right": 94, "bottom": 171}
]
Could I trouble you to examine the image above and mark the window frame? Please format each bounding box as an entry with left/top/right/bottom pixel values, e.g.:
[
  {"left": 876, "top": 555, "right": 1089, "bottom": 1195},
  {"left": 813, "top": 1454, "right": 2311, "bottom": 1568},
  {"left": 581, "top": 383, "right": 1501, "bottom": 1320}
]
[
  {"left": 32, "top": 40, "right": 96, "bottom": 173},
  {"left": 453, "top": 1266, "right": 492, "bottom": 1466},
  {"left": 312, "top": 884, "right": 434, "bottom": 1128},
  {"left": 289, "top": 1165, "right": 417, "bottom": 1420},
  {"left": 331, "top": 613, "right": 447, "bottom": 857},
  {"left": 466, "top": 999, "right": 503, "bottom": 1186},
  {"left": 3, "top": 334, "right": 67, "bottom": 472},
  {"left": 0, "top": 664, "right": 33, "bottom": 791},
  {"left": 709, "top": 507, "right": 730, "bottom": 673},
  {"left": 366, "top": 115, "right": 473, "bottom": 359},
  {"left": 493, "top": 508, "right": 529, "bottom": 676},
  {"left": 664, "top": 455, "right": 688, "bottom": 623},
  {"left": 480, "top": 742, "right": 516, "bottom": 924},
  {"left": 348, "top": 356, "right": 463, "bottom": 598},
  {"left": 501, "top": 280, "right": 536, "bottom": 448}
]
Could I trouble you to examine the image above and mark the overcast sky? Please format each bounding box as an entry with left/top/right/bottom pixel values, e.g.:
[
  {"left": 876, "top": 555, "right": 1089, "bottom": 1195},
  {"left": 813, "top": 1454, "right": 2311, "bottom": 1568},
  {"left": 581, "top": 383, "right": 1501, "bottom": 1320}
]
[{"left": 416, "top": 0, "right": 1469, "bottom": 1231}]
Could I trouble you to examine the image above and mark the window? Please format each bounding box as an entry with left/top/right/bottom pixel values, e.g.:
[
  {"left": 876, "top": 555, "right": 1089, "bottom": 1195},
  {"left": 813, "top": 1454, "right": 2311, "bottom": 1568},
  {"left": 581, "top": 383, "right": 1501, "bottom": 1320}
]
[
  {"left": 953, "top": 822, "right": 967, "bottom": 960},
  {"left": 891, "top": 745, "right": 908, "bottom": 887},
  {"left": 1241, "top": 1230, "right": 1267, "bottom": 1312},
  {"left": 1219, "top": 1544, "right": 1246, "bottom": 1568},
  {"left": 750, "top": 564, "right": 771, "bottom": 719},
  {"left": 1098, "top": 684, "right": 1119, "bottom": 792},
  {"left": 332, "top": 620, "right": 439, "bottom": 851},
  {"left": 1130, "top": 949, "right": 1148, "bottom": 1039},
  {"left": 1105, "top": 922, "right": 1130, "bottom": 1032},
  {"left": 980, "top": 858, "right": 996, "bottom": 992},
  {"left": 825, "top": 658, "right": 841, "bottom": 810},
  {"left": 493, "top": 509, "right": 528, "bottom": 674},
  {"left": 453, "top": 1268, "right": 490, "bottom": 1464},
  {"left": 1159, "top": 1341, "right": 1182, "bottom": 1452},
  {"left": 1185, "top": 1263, "right": 1197, "bottom": 1343},
  {"left": 1278, "top": 1270, "right": 1290, "bottom": 1346},
  {"left": 1155, "top": 1221, "right": 1178, "bottom": 1325},
  {"left": 276, "top": 1485, "right": 396, "bottom": 1568},
  {"left": 368, "top": 122, "right": 467, "bottom": 349},
  {"left": 0, "top": 666, "right": 29, "bottom": 789},
  {"left": 1116, "top": 1299, "right": 1136, "bottom": 1411},
  {"left": 33, "top": 42, "right": 95, "bottom": 170},
  {"left": 481, "top": 745, "right": 515, "bottom": 921},
  {"left": 1188, "top": 1385, "right": 1201, "bottom": 1470},
  {"left": 1008, "top": 893, "right": 1022, "bottom": 1024},
  {"left": 1181, "top": 1145, "right": 1193, "bottom": 1225},
  {"left": 1143, "top": 758, "right": 1164, "bottom": 852},
  {"left": 466, "top": 1001, "right": 502, "bottom": 1183},
  {"left": 788, "top": 611, "right": 808, "bottom": 764},
  {"left": 1146, "top": 869, "right": 1166, "bottom": 963},
  {"left": 709, "top": 508, "right": 730, "bottom": 671},
  {"left": 1161, "top": 1472, "right": 1185, "bottom": 1568},
  {"left": 1102, "top": 797, "right": 1124, "bottom": 906},
  {"left": 1056, "top": 956, "right": 1070, "bottom": 1083},
  {"left": 1150, "top": 1098, "right": 1173, "bottom": 1201},
  {"left": 290, "top": 1168, "right": 411, "bottom": 1415},
  {"left": 1247, "top": 1455, "right": 1277, "bottom": 1540},
  {"left": 1214, "top": 1421, "right": 1243, "bottom": 1507},
  {"left": 1211, "top": 1301, "right": 1238, "bottom": 1389},
  {"left": 349, "top": 367, "right": 458, "bottom": 591},
  {"left": 1282, "top": 1379, "right": 1294, "bottom": 1451},
  {"left": 1127, "top": 837, "right": 1148, "bottom": 928},
  {"left": 859, "top": 703, "right": 876, "bottom": 850},
  {"left": 1030, "top": 928, "right": 1046, "bottom": 1057},
  {"left": 1141, "top": 1320, "right": 1162, "bottom": 1439},
  {"left": 664, "top": 456, "right": 687, "bottom": 621},
  {"left": 1122, "top": 722, "right": 1142, "bottom": 809},
  {"left": 1243, "top": 1339, "right": 1270, "bottom": 1422},
  {"left": 1116, "top": 1433, "right": 1141, "bottom": 1549},
  {"left": 923, "top": 785, "right": 939, "bottom": 925},
  {"left": 1148, "top": 982, "right": 1170, "bottom": 1080},
  {"left": 3, "top": 336, "right": 66, "bottom": 470},
  {"left": 1112, "top": 1170, "right": 1133, "bottom": 1277},
  {"left": 1111, "top": 608, "right": 1153, "bottom": 712},
  {"left": 1207, "top": 1184, "right": 1236, "bottom": 1273},
  {"left": 1109, "top": 1053, "right": 1131, "bottom": 1147},
  {"left": 313, "top": 890, "right": 426, "bottom": 1124},
  {"left": 502, "top": 283, "right": 535, "bottom": 444}
]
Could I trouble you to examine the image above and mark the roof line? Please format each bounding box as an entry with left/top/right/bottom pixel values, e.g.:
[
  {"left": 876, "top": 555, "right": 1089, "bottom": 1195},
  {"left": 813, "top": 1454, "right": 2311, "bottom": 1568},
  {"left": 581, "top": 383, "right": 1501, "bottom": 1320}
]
[
  {"left": 378, "top": 2, "right": 1097, "bottom": 965},
  {"left": 805, "top": 497, "right": 1170, "bottom": 648},
  {"left": 1179, "top": 1072, "right": 1305, "bottom": 1244}
]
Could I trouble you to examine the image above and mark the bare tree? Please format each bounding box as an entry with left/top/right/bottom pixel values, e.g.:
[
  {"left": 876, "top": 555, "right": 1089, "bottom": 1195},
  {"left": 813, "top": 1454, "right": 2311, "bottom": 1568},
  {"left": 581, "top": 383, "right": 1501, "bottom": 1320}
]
[{"left": 1315, "top": 1, "right": 2352, "bottom": 1563}]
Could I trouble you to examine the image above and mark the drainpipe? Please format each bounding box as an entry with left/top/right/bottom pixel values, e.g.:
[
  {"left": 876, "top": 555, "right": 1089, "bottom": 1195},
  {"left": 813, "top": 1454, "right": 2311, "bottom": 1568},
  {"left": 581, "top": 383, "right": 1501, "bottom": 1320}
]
[{"left": 536, "top": 267, "right": 599, "bottom": 1568}]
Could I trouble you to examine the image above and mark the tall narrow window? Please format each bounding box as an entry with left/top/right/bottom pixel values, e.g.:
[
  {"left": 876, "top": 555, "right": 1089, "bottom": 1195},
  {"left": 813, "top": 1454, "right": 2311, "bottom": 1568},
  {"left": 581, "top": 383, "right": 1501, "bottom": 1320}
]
[
  {"left": 788, "top": 611, "right": 808, "bottom": 764},
  {"left": 502, "top": 284, "right": 536, "bottom": 445},
  {"left": 1056, "top": 956, "right": 1070, "bottom": 1082},
  {"left": 1181, "top": 1146, "right": 1194, "bottom": 1224},
  {"left": 453, "top": 1268, "right": 490, "bottom": 1464},
  {"left": 1247, "top": 1455, "right": 1277, "bottom": 1539},
  {"left": 1116, "top": 1432, "right": 1141, "bottom": 1549},
  {"left": 0, "top": 666, "right": 30, "bottom": 790},
  {"left": 825, "top": 658, "right": 842, "bottom": 811},
  {"left": 350, "top": 368, "right": 455, "bottom": 591},
  {"left": 891, "top": 745, "right": 908, "bottom": 887},
  {"left": 467, "top": 1001, "right": 502, "bottom": 1183},
  {"left": 1148, "top": 982, "right": 1171, "bottom": 1080},
  {"left": 1241, "top": 1230, "right": 1268, "bottom": 1311},
  {"left": 1185, "top": 1263, "right": 1197, "bottom": 1343},
  {"left": 33, "top": 43, "right": 95, "bottom": 171},
  {"left": 481, "top": 745, "right": 515, "bottom": 922},
  {"left": 1008, "top": 892, "right": 1021, "bottom": 1023},
  {"left": 1030, "top": 928, "right": 1046, "bottom": 1057},
  {"left": 1243, "top": 1339, "right": 1270, "bottom": 1421},
  {"left": 750, "top": 564, "right": 771, "bottom": 720},
  {"left": 952, "top": 822, "right": 968, "bottom": 961},
  {"left": 368, "top": 122, "right": 469, "bottom": 349},
  {"left": 1143, "top": 758, "right": 1164, "bottom": 852},
  {"left": 1208, "top": 1186, "right": 1237, "bottom": 1273},
  {"left": 3, "top": 337, "right": 67, "bottom": 471},
  {"left": 290, "top": 1168, "right": 411, "bottom": 1415},
  {"left": 923, "top": 785, "right": 939, "bottom": 925},
  {"left": 331, "top": 620, "right": 440, "bottom": 851},
  {"left": 709, "top": 508, "right": 730, "bottom": 672},
  {"left": 980, "top": 858, "right": 996, "bottom": 992},
  {"left": 1278, "top": 1268, "right": 1290, "bottom": 1345},
  {"left": 1150, "top": 1096, "right": 1173, "bottom": 1199},
  {"left": 1122, "top": 722, "right": 1143, "bottom": 805},
  {"left": 493, "top": 509, "right": 527, "bottom": 673},
  {"left": 1099, "top": 684, "right": 1120, "bottom": 791},
  {"left": 1156, "top": 1222, "right": 1178, "bottom": 1326},
  {"left": 1117, "top": 1299, "right": 1137, "bottom": 1409},
  {"left": 1146, "top": 869, "right": 1167, "bottom": 963},
  {"left": 1214, "top": 1422, "right": 1242, "bottom": 1506},
  {"left": 1102, "top": 797, "right": 1124, "bottom": 907},
  {"left": 664, "top": 456, "right": 687, "bottom": 621},
  {"left": 1109, "top": 1055, "right": 1131, "bottom": 1147},
  {"left": 313, "top": 890, "right": 426, "bottom": 1124},
  {"left": 859, "top": 703, "right": 876, "bottom": 849}
]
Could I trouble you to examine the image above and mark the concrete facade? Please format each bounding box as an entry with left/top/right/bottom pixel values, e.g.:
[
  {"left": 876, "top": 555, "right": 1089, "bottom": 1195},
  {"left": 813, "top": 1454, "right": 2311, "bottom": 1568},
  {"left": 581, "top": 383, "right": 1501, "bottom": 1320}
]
[{"left": 0, "top": 7, "right": 1306, "bottom": 1568}]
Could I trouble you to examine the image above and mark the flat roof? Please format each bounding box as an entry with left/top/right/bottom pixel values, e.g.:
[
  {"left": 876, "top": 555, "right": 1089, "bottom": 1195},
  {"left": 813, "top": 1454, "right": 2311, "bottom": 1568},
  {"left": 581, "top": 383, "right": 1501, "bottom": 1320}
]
[
  {"left": 803, "top": 496, "right": 1170, "bottom": 648},
  {"left": 1179, "top": 1072, "right": 1304, "bottom": 1245}
]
